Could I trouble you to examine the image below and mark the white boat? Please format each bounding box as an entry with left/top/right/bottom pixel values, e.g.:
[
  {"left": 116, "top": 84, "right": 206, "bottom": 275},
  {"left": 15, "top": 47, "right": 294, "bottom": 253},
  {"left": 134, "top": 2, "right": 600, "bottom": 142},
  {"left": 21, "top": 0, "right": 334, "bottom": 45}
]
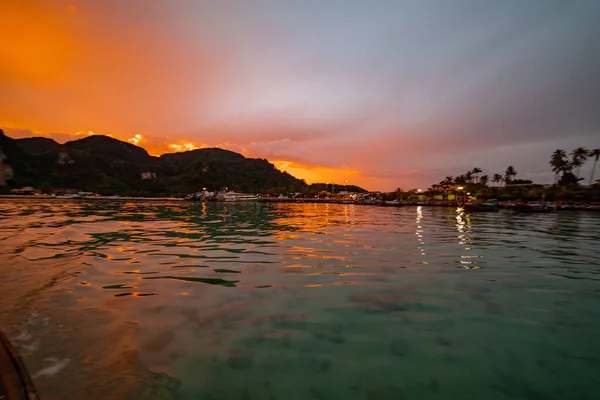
[{"left": 220, "top": 192, "right": 260, "bottom": 202}]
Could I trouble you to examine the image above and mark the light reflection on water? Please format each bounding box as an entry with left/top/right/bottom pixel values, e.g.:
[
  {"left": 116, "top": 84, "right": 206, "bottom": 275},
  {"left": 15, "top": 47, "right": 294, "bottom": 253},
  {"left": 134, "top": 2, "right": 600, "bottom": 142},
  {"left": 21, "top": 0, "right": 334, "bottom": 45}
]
[{"left": 1, "top": 200, "right": 600, "bottom": 399}]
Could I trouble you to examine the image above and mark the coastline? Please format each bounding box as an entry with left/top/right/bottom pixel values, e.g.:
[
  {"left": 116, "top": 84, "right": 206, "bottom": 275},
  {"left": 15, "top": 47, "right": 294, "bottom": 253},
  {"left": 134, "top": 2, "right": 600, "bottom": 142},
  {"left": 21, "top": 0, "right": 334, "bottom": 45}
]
[{"left": 2, "top": 194, "right": 598, "bottom": 211}]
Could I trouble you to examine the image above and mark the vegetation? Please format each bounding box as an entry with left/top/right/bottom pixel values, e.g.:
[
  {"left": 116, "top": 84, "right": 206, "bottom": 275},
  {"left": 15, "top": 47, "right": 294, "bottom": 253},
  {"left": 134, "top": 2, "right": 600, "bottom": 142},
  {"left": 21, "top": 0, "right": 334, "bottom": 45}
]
[
  {"left": 0, "top": 130, "right": 325, "bottom": 196},
  {"left": 2, "top": 128, "right": 595, "bottom": 202},
  {"left": 422, "top": 147, "right": 600, "bottom": 203},
  {"left": 587, "top": 148, "right": 600, "bottom": 186},
  {"left": 548, "top": 147, "right": 600, "bottom": 188}
]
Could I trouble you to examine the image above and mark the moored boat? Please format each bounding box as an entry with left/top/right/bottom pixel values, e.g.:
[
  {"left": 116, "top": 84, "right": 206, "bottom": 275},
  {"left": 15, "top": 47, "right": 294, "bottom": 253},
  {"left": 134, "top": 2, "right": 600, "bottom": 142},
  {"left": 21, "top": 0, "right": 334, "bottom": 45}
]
[
  {"left": 558, "top": 204, "right": 575, "bottom": 210},
  {"left": 464, "top": 202, "right": 499, "bottom": 212},
  {"left": 497, "top": 201, "right": 517, "bottom": 209},
  {"left": 514, "top": 202, "right": 557, "bottom": 213},
  {"left": 381, "top": 200, "right": 401, "bottom": 207},
  {"left": 220, "top": 192, "right": 260, "bottom": 202}
]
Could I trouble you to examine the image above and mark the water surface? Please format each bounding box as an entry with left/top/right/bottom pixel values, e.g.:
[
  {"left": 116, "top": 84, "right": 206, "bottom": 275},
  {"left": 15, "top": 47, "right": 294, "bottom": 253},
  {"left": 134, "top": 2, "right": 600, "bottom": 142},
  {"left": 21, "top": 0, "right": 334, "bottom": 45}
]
[{"left": 1, "top": 200, "right": 599, "bottom": 399}]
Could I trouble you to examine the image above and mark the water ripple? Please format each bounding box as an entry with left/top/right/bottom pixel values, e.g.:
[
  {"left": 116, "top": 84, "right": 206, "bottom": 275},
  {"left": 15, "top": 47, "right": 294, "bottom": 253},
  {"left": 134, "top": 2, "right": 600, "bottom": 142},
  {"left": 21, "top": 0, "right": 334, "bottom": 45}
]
[{"left": 1, "top": 200, "right": 600, "bottom": 399}]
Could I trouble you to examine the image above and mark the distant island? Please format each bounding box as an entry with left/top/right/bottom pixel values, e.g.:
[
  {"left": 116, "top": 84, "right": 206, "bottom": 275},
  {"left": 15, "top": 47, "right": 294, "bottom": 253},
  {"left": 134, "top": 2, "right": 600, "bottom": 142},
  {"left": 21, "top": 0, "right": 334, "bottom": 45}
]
[
  {"left": 0, "top": 130, "right": 367, "bottom": 197},
  {"left": 1, "top": 129, "right": 598, "bottom": 204}
]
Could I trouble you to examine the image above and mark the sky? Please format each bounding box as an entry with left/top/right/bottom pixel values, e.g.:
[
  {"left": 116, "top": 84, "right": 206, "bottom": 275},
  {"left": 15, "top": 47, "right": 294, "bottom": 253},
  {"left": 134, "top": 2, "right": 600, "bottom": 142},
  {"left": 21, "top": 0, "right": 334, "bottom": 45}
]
[{"left": 1, "top": 0, "right": 599, "bottom": 191}]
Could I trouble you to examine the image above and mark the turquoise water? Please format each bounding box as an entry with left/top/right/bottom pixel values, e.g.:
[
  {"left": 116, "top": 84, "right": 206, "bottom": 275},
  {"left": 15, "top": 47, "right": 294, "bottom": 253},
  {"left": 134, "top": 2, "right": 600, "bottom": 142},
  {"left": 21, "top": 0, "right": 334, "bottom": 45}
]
[{"left": 1, "top": 200, "right": 599, "bottom": 399}]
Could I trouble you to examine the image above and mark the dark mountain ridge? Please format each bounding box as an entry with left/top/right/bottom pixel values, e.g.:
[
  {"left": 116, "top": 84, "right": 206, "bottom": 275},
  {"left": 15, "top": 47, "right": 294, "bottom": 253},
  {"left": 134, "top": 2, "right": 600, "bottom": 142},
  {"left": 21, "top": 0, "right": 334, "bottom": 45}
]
[
  {"left": 14, "top": 137, "right": 63, "bottom": 155},
  {"left": 0, "top": 131, "right": 309, "bottom": 196},
  {"left": 63, "top": 135, "right": 151, "bottom": 163}
]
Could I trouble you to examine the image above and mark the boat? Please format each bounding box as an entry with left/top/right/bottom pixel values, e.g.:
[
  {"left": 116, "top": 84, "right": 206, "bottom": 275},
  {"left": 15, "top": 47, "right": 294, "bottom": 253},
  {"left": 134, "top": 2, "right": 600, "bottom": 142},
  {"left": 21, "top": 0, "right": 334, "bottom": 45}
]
[
  {"left": 497, "top": 201, "right": 517, "bottom": 209},
  {"left": 514, "top": 203, "right": 557, "bottom": 213},
  {"left": 220, "top": 192, "right": 260, "bottom": 202},
  {"left": 558, "top": 204, "right": 575, "bottom": 210},
  {"left": 381, "top": 200, "right": 401, "bottom": 207},
  {"left": 464, "top": 202, "right": 499, "bottom": 212},
  {"left": 56, "top": 193, "right": 81, "bottom": 199},
  {"left": 184, "top": 193, "right": 202, "bottom": 201},
  {"left": 1, "top": 330, "right": 38, "bottom": 399}
]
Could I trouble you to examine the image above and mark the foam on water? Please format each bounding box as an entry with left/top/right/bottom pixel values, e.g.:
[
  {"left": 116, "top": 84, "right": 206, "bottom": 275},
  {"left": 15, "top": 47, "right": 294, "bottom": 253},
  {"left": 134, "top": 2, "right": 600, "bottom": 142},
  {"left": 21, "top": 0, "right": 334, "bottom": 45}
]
[{"left": 33, "top": 358, "right": 71, "bottom": 379}]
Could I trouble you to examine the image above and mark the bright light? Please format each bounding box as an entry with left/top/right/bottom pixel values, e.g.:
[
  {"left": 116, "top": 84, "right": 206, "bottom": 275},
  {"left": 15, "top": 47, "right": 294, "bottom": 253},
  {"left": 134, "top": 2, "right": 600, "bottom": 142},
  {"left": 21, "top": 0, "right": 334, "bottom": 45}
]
[
  {"left": 457, "top": 186, "right": 464, "bottom": 190},
  {"left": 417, "top": 189, "right": 422, "bottom": 192},
  {"left": 128, "top": 134, "right": 143, "bottom": 145}
]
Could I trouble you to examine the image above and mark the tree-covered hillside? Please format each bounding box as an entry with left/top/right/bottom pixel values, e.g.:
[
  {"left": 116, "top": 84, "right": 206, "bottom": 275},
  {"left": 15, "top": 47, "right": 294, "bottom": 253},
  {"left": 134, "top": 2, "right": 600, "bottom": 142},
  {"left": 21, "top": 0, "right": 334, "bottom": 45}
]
[{"left": 0, "top": 130, "right": 309, "bottom": 196}]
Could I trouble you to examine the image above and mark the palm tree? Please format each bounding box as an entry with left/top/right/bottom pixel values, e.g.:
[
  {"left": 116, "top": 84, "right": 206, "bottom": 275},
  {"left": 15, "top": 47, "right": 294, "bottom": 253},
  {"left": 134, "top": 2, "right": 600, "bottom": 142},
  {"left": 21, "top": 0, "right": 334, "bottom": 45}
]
[
  {"left": 550, "top": 149, "right": 568, "bottom": 184},
  {"left": 445, "top": 176, "right": 453, "bottom": 185},
  {"left": 395, "top": 188, "right": 405, "bottom": 200},
  {"left": 570, "top": 147, "right": 589, "bottom": 178},
  {"left": 560, "top": 161, "right": 574, "bottom": 183},
  {"left": 471, "top": 167, "right": 482, "bottom": 184},
  {"left": 492, "top": 173, "right": 503, "bottom": 187},
  {"left": 479, "top": 174, "right": 489, "bottom": 187},
  {"left": 465, "top": 171, "right": 473, "bottom": 184},
  {"left": 504, "top": 166, "right": 517, "bottom": 185},
  {"left": 454, "top": 175, "right": 467, "bottom": 185},
  {"left": 587, "top": 148, "right": 600, "bottom": 186}
]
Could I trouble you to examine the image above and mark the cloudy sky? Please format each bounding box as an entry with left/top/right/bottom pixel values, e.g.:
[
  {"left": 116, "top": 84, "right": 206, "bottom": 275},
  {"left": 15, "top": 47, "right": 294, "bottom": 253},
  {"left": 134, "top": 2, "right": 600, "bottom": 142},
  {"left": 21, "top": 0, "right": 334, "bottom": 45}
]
[{"left": 1, "top": 0, "right": 599, "bottom": 190}]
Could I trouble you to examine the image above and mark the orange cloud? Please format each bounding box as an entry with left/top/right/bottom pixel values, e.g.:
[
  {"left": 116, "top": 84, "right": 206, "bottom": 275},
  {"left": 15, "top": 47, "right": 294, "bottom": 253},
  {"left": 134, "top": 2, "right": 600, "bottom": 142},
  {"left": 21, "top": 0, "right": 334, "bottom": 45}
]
[
  {"left": 168, "top": 142, "right": 200, "bottom": 152},
  {"left": 127, "top": 134, "right": 143, "bottom": 145},
  {"left": 272, "top": 160, "right": 360, "bottom": 185}
]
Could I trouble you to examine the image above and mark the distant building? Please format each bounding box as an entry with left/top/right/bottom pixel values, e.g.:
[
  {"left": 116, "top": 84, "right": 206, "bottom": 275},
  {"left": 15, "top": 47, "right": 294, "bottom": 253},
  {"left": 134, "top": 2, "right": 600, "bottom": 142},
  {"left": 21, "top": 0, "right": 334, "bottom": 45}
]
[
  {"left": 57, "top": 152, "right": 74, "bottom": 165},
  {"left": 141, "top": 171, "right": 156, "bottom": 180}
]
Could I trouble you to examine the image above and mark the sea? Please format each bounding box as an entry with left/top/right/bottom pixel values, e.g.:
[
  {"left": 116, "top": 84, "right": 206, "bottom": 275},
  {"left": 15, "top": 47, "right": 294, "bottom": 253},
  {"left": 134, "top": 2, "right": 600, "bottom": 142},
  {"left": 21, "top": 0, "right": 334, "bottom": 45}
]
[{"left": 1, "top": 199, "right": 599, "bottom": 399}]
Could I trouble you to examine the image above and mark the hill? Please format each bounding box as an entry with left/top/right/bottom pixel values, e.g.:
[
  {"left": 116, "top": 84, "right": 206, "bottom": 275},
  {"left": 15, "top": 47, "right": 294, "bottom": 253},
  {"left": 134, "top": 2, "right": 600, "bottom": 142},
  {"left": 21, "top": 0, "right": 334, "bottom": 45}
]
[
  {"left": 14, "top": 137, "right": 62, "bottom": 155},
  {"left": 64, "top": 135, "right": 151, "bottom": 163},
  {"left": 0, "top": 130, "right": 309, "bottom": 196}
]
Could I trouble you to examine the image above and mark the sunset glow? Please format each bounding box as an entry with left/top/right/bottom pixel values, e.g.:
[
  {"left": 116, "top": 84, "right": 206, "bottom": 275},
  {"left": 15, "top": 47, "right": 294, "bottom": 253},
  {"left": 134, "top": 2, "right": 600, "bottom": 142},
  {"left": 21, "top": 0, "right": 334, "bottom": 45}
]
[
  {"left": 169, "top": 143, "right": 200, "bottom": 152},
  {"left": 127, "top": 134, "right": 142, "bottom": 145},
  {"left": 2, "top": 0, "right": 599, "bottom": 190},
  {"left": 272, "top": 161, "right": 360, "bottom": 186}
]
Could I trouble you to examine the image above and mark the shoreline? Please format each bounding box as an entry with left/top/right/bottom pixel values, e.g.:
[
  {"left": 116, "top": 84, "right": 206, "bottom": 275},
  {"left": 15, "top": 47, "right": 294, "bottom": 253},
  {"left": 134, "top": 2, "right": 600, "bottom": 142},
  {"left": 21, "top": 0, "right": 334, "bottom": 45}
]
[
  {"left": 1, "top": 194, "right": 598, "bottom": 210},
  {"left": 0, "top": 194, "right": 184, "bottom": 201}
]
